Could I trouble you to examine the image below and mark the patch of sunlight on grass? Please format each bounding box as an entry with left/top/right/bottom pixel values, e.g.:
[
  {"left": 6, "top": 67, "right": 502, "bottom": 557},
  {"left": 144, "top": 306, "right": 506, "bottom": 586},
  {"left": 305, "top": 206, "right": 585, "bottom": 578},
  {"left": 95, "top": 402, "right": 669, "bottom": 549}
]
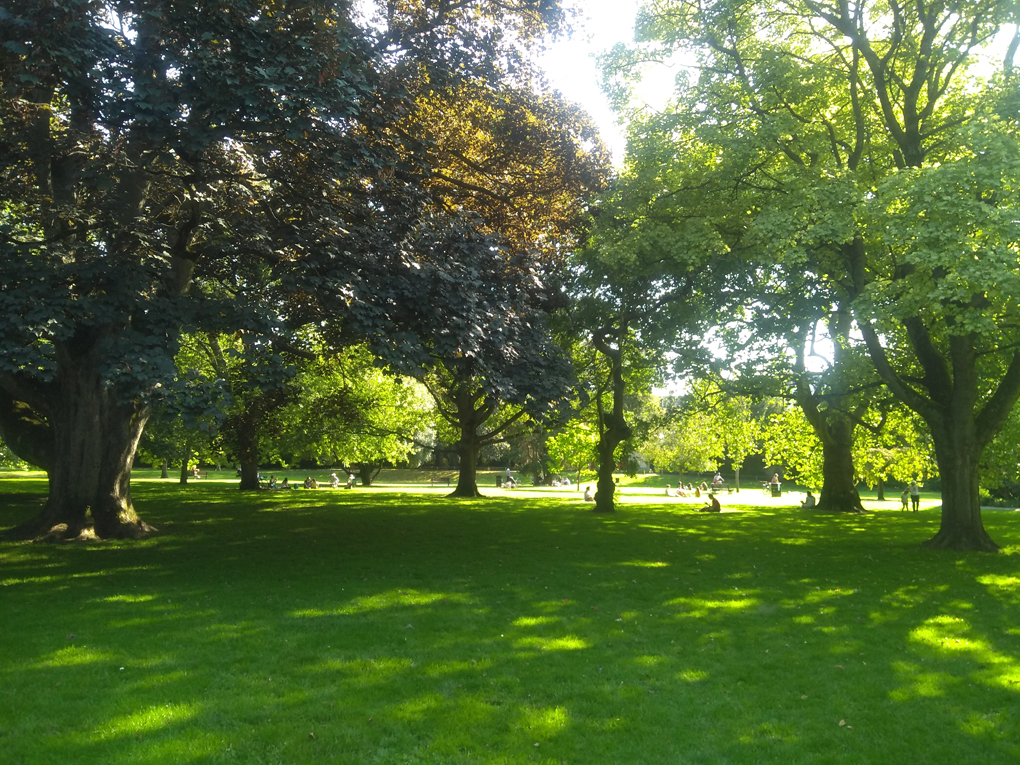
[
  {"left": 392, "top": 692, "right": 442, "bottom": 721},
  {"left": 70, "top": 567, "right": 152, "bottom": 580},
  {"left": 776, "top": 537, "right": 810, "bottom": 545},
  {"left": 132, "top": 670, "right": 190, "bottom": 690},
  {"left": 520, "top": 705, "right": 571, "bottom": 737},
  {"left": 677, "top": 669, "right": 709, "bottom": 682},
  {"left": 911, "top": 615, "right": 985, "bottom": 652},
  {"left": 664, "top": 596, "right": 759, "bottom": 617},
  {"left": 889, "top": 662, "right": 954, "bottom": 699},
  {"left": 106, "top": 617, "right": 171, "bottom": 629},
  {"left": 291, "top": 588, "right": 467, "bottom": 618},
  {"left": 422, "top": 659, "right": 487, "bottom": 678},
  {"left": 882, "top": 587, "right": 928, "bottom": 608},
  {"left": 959, "top": 711, "right": 1000, "bottom": 737},
  {"left": 33, "top": 646, "right": 116, "bottom": 669},
  {"left": 90, "top": 703, "right": 199, "bottom": 742},
  {"left": 801, "top": 587, "right": 856, "bottom": 605},
  {"left": 316, "top": 657, "right": 414, "bottom": 685},
  {"left": 1, "top": 574, "right": 61, "bottom": 586},
  {"left": 513, "top": 616, "right": 558, "bottom": 627},
  {"left": 900, "top": 615, "right": 1020, "bottom": 692},
  {"left": 513, "top": 636, "right": 589, "bottom": 652},
  {"left": 633, "top": 655, "right": 664, "bottom": 666},
  {"left": 620, "top": 560, "right": 669, "bottom": 568},
  {"left": 738, "top": 719, "right": 799, "bottom": 744},
  {"left": 977, "top": 574, "right": 1020, "bottom": 597},
  {"left": 101, "top": 594, "right": 158, "bottom": 603}
]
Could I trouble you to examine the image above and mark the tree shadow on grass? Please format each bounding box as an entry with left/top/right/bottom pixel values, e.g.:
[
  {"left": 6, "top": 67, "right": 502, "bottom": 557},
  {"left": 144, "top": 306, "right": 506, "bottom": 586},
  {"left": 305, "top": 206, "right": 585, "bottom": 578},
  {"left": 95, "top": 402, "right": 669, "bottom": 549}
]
[{"left": 1, "top": 481, "right": 1018, "bottom": 763}]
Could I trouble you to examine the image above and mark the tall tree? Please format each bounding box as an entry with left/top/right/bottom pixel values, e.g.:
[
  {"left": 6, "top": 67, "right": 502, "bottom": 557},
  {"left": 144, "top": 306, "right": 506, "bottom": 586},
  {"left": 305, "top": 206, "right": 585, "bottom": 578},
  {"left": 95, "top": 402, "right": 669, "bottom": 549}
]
[
  {"left": 0, "top": 0, "right": 400, "bottom": 537},
  {"left": 0, "top": 0, "right": 582, "bottom": 538},
  {"left": 275, "top": 346, "right": 434, "bottom": 486},
  {"left": 614, "top": 0, "right": 1019, "bottom": 549}
]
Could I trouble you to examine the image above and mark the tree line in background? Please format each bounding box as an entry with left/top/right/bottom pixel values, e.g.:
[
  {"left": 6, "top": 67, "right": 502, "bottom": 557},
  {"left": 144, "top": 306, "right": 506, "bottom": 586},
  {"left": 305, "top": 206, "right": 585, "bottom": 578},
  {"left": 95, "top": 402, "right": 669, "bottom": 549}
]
[{"left": 1, "top": 0, "right": 1019, "bottom": 552}]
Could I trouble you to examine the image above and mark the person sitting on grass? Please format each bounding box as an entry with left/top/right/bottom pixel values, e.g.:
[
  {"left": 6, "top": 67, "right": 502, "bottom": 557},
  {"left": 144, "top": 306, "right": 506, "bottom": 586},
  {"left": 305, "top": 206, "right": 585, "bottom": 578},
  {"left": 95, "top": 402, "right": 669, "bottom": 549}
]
[
  {"left": 583, "top": 485, "right": 594, "bottom": 502},
  {"left": 665, "top": 483, "right": 672, "bottom": 496},
  {"left": 801, "top": 490, "right": 816, "bottom": 508},
  {"left": 268, "top": 475, "right": 277, "bottom": 489},
  {"left": 698, "top": 493, "right": 722, "bottom": 512},
  {"left": 280, "top": 477, "right": 290, "bottom": 490}
]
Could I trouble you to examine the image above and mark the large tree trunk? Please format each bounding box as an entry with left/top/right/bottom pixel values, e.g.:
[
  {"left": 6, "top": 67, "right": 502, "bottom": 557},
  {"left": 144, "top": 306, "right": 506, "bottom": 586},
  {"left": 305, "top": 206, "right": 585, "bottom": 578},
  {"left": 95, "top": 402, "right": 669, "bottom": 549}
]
[
  {"left": 232, "top": 412, "right": 262, "bottom": 491},
  {"left": 160, "top": 459, "right": 169, "bottom": 479},
  {"left": 814, "top": 415, "right": 865, "bottom": 513},
  {"left": 7, "top": 353, "right": 153, "bottom": 540},
  {"left": 593, "top": 435, "right": 621, "bottom": 514},
  {"left": 450, "top": 419, "right": 481, "bottom": 498},
  {"left": 794, "top": 309, "right": 865, "bottom": 514},
  {"left": 876, "top": 477, "right": 885, "bottom": 501},
  {"left": 239, "top": 457, "right": 260, "bottom": 491},
  {"left": 592, "top": 325, "right": 631, "bottom": 515},
  {"left": 179, "top": 454, "right": 190, "bottom": 485},
  {"left": 923, "top": 418, "right": 998, "bottom": 552},
  {"left": 356, "top": 464, "right": 381, "bottom": 487}
]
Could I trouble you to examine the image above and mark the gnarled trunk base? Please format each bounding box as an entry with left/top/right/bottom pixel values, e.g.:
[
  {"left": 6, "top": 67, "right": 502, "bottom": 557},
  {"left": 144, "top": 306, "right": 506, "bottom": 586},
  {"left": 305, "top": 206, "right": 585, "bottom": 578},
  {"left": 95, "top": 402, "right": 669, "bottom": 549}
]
[
  {"left": 924, "top": 443, "right": 998, "bottom": 552},
  {"left": 922, "top": 522, "right": 999, "bottom": 552},
  {"left": 5, "top": 367, "right": 154, "bottom": 541}
]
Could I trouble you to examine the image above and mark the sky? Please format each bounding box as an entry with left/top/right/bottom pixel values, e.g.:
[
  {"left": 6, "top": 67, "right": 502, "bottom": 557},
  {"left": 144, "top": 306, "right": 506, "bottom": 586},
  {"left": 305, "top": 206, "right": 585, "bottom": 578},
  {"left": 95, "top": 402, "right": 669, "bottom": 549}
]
[{"left": 537, "top": 1, "right": 674, "bottom": 165}]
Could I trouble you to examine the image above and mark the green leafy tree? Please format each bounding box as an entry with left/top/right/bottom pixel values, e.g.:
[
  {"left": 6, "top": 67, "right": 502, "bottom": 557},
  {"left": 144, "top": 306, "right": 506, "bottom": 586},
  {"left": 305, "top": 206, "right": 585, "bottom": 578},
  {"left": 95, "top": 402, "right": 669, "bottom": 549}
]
[
  {"left": 0, "top": 0, "right": 581, "bottom": 537},
  {"left": 546, "top": 418, "right": 598, "bottom": 480},
  {"left": 853, "top": 405, "right": 935, "bottom": 501},
  {"left": 611, "top": 0, "right": 1020, "bottom": 549},
  {"left": 276, "top": 347, "right": 433, "bottom": 486}
]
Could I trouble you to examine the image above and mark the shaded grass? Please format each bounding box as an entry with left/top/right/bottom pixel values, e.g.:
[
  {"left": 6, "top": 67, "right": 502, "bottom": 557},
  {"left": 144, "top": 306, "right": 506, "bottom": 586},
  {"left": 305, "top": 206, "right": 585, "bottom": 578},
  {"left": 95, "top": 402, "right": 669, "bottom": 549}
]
[{"left": 1, "top": 473, "right": 1019, "bottom": 763}]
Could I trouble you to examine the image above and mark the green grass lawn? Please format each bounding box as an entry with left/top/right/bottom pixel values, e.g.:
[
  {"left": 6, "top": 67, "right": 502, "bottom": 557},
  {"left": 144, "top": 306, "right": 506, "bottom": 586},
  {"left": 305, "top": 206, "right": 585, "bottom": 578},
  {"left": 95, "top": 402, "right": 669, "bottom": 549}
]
[{"left": 2, "top": 472, "right": 1019, "bottom": 764}]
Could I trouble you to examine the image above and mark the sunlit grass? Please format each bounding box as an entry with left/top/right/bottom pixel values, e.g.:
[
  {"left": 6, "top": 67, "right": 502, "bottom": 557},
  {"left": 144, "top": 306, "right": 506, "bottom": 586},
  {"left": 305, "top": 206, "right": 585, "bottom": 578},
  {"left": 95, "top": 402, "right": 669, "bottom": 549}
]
[{"left": 1, "top": 473, "right": 1019, "bottom": 763}]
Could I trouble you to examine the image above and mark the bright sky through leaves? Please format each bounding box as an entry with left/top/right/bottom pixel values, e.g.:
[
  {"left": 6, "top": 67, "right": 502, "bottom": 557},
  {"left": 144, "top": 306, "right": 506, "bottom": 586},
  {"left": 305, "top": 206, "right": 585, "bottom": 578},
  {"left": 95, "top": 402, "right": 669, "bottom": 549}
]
[{"left": 539, "top": 1, "right": 677, "bottom": 165}]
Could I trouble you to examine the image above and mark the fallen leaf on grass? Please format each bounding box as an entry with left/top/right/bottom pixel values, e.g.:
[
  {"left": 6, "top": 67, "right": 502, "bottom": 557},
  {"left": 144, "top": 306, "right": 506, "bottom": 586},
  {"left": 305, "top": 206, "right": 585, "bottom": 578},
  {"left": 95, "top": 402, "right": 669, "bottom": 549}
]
[
  {"left": 839, "top": 720, "right": 846, "bottom": 727},
  {"left": 309, "top": 732, "right": 315, "bottom": 739},
  {"left": 836, "top": 665, "right": 844, "bottom": 669}
]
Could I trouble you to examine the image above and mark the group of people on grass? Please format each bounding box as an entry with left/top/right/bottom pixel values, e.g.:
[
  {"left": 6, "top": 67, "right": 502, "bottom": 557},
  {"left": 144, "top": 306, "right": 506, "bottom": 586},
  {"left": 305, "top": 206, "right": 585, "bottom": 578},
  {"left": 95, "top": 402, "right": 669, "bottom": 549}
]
[
  {"left": 664, "top": 482, "right": 712, "bottom": 498},
  {"left": 797, "top": 479, "right": 922, "bottom": 510},
  {"left": 262, "top": 472, "right": 355, "bottom": 490}
]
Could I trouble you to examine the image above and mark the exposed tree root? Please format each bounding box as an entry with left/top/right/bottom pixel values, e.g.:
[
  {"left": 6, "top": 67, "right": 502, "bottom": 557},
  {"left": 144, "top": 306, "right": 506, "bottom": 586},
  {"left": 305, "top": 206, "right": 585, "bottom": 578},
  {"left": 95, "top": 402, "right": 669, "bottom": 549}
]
[
  {"left": 447, "top": 487, "right": 482, "bottom": 498},
  {"left": 5, "top": 514, "right": 157, "bottom": 542},
  {"left": 922, "top": 527, "right": 999, "bottom": 553}
]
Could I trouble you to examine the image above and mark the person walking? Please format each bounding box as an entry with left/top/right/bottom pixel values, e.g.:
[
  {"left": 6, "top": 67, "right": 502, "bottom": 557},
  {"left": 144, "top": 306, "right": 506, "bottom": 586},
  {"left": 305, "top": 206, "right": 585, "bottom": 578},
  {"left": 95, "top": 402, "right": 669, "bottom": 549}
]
[{"left": 909, "top": 479, "right": 921, "bottom": 512}]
